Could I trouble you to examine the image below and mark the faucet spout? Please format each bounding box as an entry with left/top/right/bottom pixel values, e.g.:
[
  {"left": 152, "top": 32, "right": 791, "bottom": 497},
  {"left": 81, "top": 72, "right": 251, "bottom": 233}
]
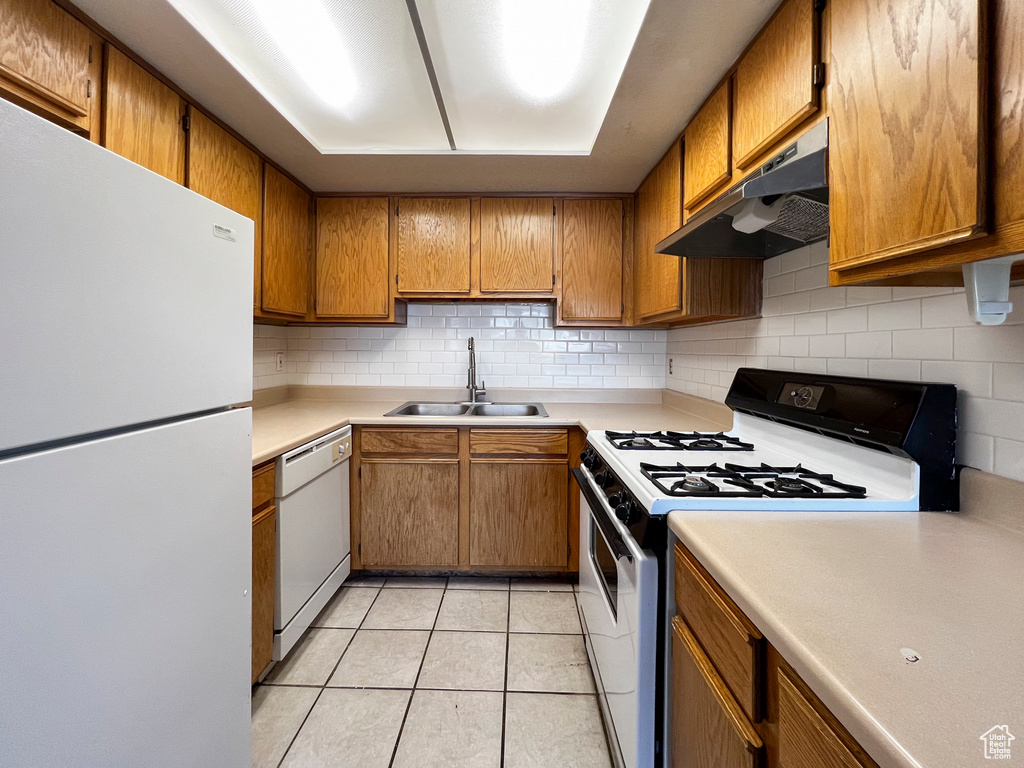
[{"left": 466, "top": 337, "right": 487, "bottom": 404}]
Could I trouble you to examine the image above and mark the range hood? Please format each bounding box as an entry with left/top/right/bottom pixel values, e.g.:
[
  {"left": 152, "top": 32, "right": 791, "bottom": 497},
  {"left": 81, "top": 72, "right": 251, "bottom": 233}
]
[{"left": 657, "top": 119, "right": 829, "bottom": 259}]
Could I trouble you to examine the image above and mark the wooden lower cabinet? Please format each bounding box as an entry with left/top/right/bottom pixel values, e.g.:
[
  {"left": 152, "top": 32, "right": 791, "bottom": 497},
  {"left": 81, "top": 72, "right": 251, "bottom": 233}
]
[
  {"left": 359, "top": 459, "right": 460, "bottom": 567},
  {"left": 672, "top": 617, "right": 763, "bottom": 768},
  {"left": 673, "top": 543, "right": 879, "bottom": 768},
  {"left": 251, "top": 462, "right": 276, "bottom": 684},
  {"left": 469, "top": 460, "right": 567, "bottom": 568}
]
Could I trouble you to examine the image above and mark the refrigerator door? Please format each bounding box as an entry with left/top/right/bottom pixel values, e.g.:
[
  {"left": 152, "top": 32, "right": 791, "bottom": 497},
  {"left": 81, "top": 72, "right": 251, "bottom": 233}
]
[
  {"left": 0, "top": 408, "right": 252, "bottom": 768},
  {"left": 0, "top": 100, "right": 253, "bottom": 454}
]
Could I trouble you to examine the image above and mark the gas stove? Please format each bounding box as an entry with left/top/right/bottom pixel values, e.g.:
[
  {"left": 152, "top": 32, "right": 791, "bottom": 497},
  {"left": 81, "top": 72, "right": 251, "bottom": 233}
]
[{"left": 605, "top": 430, "right": 754, "bottom": 451}]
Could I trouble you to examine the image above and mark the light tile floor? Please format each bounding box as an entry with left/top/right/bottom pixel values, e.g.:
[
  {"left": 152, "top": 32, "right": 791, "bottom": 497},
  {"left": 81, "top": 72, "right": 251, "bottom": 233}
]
[{"left": 252, "top": 576, "right": 612, "bottom": 768}]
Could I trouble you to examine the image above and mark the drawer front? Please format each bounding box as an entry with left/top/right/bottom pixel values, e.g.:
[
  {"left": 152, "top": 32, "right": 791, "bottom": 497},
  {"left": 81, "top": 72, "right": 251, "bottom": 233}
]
[
  {"left": 361, "top": 428, "right": 459, "bottom": 455},
  {"left": 252, "top": 463, "right": 276, "bottom": 512},
  {"left": 778, "top": 668, "right": 872, "bottom": 768},
  {"left": 469, "top": 429, "right": 568, "bottom": 456},
  {"left": 675, "top": 542, "right": 763, "bottom": 722}
]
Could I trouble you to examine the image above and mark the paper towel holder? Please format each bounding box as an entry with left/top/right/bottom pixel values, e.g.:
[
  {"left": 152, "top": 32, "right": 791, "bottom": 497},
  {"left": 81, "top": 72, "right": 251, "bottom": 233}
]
[{"left": 962, "top": 253, "right": 1020, "bottom": 326}]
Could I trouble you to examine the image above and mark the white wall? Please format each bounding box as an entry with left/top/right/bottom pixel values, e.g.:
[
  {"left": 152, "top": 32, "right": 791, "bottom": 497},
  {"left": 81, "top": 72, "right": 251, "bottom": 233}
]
[
  {"left": 666, "top": 241, "right": 1024, "bottom": 482},
  {"left": 254, "top": 302, "right": 667, "bottom": 391}
]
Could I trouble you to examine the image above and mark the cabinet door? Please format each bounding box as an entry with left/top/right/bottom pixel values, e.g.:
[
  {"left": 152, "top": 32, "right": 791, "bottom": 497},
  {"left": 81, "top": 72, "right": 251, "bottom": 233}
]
[
  {"left": 316, "top": 197, "right": 390, "bottom": 318},
  {"left": 684, "top": 80, "right": 732, "bottom": 210},
  {"left": 777, "top": 667, "right": 872, "bottom": 768},
  {"left": 480, "top": 197, "right": 554, "bottom": 292},
  {"left": 561, "top": 198, "right": 623, "bottom": 322},
  {"left": 469, "top": 460, "right": 567, "bottom": 568},
  {"left": 829, "top": 0, "right": 985, "bottom": 269},
  {"left": 672, "top": 617, "right": 763, "bottom": 768},
  {"left": 0, "top": 0, "right": 101, "bottom": 138},
  {"left": 634, "top": 140, "right": 682, "bottom": 319},
  {"left": 262, "top": 165, "right": 311, "bottom": 317},
  {"left": 395, "top": 198, "right": 471, "bottom": 293},
  {"left": 186, "top": 110, "right": 263, "bottom": 310},
  {"left": 733, "top": 0, "right": 818, "bottom": 170},
  {"left": 360, "top": 459, "right": 459, "bottom": 567},
  {"left": 251, "top": 506, "right": 275, "bottom": 684},
  {"left": 103, "top": 47, "right": 185, "bottom": 183}
]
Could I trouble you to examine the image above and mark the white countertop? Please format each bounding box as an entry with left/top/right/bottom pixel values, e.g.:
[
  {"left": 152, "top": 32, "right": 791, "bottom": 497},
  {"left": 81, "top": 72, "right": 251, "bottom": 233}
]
[{"left": 668, "top": 468, "right": 1024, "bottom": 768}]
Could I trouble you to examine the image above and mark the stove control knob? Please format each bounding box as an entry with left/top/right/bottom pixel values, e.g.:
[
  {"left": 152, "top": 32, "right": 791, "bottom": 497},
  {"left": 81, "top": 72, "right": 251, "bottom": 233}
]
[
  {"left": 607, "top": 491, "right": 624, "bottom": 507},
  {"left": 594, "top": 470, "right": 613, "bottom": 488},
  {"left": 615, "top": 499, "right": 638, "bottom": 525},
  {"left": 581, "top": 449, "right": 599, "bottom": 471}
]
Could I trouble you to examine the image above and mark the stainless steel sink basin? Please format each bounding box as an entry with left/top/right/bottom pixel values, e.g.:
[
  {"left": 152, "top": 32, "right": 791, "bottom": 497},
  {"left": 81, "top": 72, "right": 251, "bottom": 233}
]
[
  {"left": 469, "top": 403, "right": 547, "bottom": 417},
  {"left": 383, "top": 401, "right": 548, "bottom": 418},
  {"left": 385, "top": 402, "right": 473, "bottom": 417}
]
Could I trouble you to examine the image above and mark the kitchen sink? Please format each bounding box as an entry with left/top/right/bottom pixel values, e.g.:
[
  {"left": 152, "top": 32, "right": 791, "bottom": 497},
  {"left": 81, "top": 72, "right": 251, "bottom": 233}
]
[
  {"left": 385, "top": 402, "right": 473, "bottom": 417},
  {"left": 383, "top": 402, "right": 548, "bottom": 418}
]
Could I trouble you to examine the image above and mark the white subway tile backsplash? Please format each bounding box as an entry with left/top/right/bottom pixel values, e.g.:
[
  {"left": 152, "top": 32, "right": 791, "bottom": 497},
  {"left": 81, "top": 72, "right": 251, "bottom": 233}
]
[{"left": 665, "top": 244, "right": 1024, "bottom": 483}]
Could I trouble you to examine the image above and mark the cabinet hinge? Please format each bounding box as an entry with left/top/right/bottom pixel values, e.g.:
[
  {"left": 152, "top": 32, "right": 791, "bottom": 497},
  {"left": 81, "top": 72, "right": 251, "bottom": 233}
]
[
  {"left": 553, "top": 204, "right": 556, "bottom": 216},
  {"left": 358, "top": 543, "right": 361, "bottom": 556},
  {"left": 395, "top": 204, "right": 399, "bottom": 217},
  {"left": 181, "top": 113, "right": 191, "bottom": 132},
  {"left": 86, "top": 80, "right": 91, "bottom": 99},
  {"left": 813, "top": 0, "right": 826, "bottom": 11},
  {"left": 621, "top": 303, "right": 625, "bottom": 314},
  {"left": 812, "top": 63, "right": 826, "bottom": 87},
  {"left": 552, "top": 273, "right": 556, "bottom": 287},
  {"left": 88, "top": 45, "right": 93, "bottom": 64},
  {"left": 395, "top": 274, "right": 399, "bottom": 286},
  {"left": 358, "top": 466, "right": 362, "bottom": 478},
  {"left": 313, "top": 298, "right": 317, "bottom": 313}
]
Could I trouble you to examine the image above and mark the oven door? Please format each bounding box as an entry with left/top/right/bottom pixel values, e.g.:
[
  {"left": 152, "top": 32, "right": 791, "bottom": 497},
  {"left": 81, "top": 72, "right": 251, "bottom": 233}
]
[{"left": 573, "top": 467, "right": 657, "bottom": 768}]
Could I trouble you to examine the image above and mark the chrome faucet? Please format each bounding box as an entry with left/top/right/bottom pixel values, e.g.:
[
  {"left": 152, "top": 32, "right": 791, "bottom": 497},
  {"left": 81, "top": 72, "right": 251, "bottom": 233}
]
[{"left": 466, "top": 337, "right": 488, "bottom": 404}]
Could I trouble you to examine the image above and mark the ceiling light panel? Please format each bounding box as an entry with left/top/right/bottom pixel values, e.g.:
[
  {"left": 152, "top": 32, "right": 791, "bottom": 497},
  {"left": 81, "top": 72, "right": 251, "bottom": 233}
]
[
  {"left": 416, "top": 0, "right": 652, "bottom": 154},
  {"left": 165, "top": 0, "right": 449, "bottom": 152}
]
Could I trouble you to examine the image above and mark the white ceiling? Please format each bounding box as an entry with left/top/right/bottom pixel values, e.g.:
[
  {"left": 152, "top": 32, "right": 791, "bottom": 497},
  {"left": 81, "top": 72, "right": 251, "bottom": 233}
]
[{"left": 73, "top": 0, "right": 780, "bottom": 193}]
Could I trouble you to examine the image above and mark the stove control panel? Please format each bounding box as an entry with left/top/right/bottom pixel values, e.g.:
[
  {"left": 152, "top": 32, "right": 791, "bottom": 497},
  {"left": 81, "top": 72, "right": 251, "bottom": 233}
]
[{"left": 579, "top": 447, "right": 642, "bottom": 525}]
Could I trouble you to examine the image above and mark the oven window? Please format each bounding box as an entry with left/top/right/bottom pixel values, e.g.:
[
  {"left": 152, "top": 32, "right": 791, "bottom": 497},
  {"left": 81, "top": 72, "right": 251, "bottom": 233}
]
[{"left": 590, "top": 517, "right": 618, "bottom": 618}]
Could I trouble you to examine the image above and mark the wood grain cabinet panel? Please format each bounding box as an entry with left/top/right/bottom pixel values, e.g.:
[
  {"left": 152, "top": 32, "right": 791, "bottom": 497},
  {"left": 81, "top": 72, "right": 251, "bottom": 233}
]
[
  {"left": 634, "top": 140, "right": 683, "bottom": 320},
  {"left": 186, "top": 109, "right": 263, "bottom": 309},
  {"left": 684, "top": 80, "right": 732, "bottom": 210},
  {"left": 675, "top": 542, "right": 763, "bottom": 722},
  {"left": 261, "top": 165, "right": 311, "bottom": 317},
  {"left": 560, "top": 198, "right": 624, "bottom": 322},
  {"left": 316, "top": 197, "right": 390, "bottom": 318},
  {"left": 469, "top": 429, "right": 568, "bottom": 456},
  {"left": 103, "top": 46, "right": 185, "bottom": 183},
  {"left": 469, "top": 460, "right": 568, "bottom": 568},
  {"left": 672, "top": 617, "right": 764, "bottom": 768},
  {"left": 360, "top": 428, "right": 459, "bottom": 455},
  {"left": 778, "top": 668, "right": 873, "bottom": 768},
  {"left": 396, "top": 198, "right": 471, "bottom": 293},
  {"left": 828, "top": 0, "right": 985, "bottom": 270},
  {"left": 251, "top": 505, "right": 275, "bottom": 684},
  {"left": 0, "top": 0, "right": 101, "bottom": 138},
  {"left": 251, "top": 462, "right": 275, "bottom": 511},
  {"left": 733, "top": 0, "right": 819, "bottom": 170},
  {"left": 480, "top": 197, "right": 555, "bottom": 292},
  {"left": 360, "top": 459, "right": 460, "bottom": 567}
]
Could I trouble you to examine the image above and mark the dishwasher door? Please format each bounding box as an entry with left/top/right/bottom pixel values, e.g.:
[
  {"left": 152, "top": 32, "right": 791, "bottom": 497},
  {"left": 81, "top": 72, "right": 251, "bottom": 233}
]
[{"left": 274, "top": 426, "right": 351, "bottom": 659}]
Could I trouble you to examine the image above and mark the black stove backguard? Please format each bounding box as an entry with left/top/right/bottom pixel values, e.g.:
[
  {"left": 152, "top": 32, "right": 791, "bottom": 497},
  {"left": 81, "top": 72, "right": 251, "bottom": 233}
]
[{"left": 725, "top": 368, "right": 959, "bottom": 511}]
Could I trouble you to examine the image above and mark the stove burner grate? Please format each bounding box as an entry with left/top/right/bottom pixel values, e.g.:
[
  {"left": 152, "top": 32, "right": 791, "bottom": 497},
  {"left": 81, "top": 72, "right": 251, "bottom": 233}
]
[
  {"left": 605, "top": 430, "right": 754, "bottom": 452},
  {"left": 639, "top": 461, "right": 868, "bottom": 499}
]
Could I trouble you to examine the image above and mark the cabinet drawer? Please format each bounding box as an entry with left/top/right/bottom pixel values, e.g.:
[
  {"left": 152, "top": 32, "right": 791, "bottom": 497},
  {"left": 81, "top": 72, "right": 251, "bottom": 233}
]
[
  {"left": 778, "top": 667, "right": 875, "bottom": 768},
  {"left": 361, "top": 428, "right": 459, "bottom": 455},
  {"left": 675, "top": 542, "right": 763, "bottom": 722},
  {"left": 252, "top": 463, "right": 276, "bottom": 512},
  {"left": 469, "top": 429, "right": 567, "bottom": 456}
]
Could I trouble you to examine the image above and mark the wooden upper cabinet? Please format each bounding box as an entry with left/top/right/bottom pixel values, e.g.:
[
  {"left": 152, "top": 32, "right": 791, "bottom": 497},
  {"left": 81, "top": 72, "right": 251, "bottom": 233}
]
[
  {"left": 634, "top": 140, "right": 683, "bottom": 320},
  {"left": 395, "top": 197, "right": 471, "bottom": 293},
  {"left": 261, "top": 165, "right": 311, "bottom": 317},
  {"left": 672, "top": 617, "right": 764, "bottom": 768},
  {"left": 316, "top": 197, "right": 390, "bottom": 318},
  {"left": 733, "top": 0, "right": 819, "bottom": 171},
  {"left": 828, "top": 0, "right": 985, "bottom": 270},
  {"left": 561, "top": 198, "right": 624, "bottom": 322},
  {"left": 186, "top": 109, "right": 263, "bottom": 309},
  {"left": 480, "top": 197, "right": 555, "bottom": 292},
  {"left": 684, "top": 80, "right": 732, "bottom": 211},
  {"left": 103, "top": 46, "right": 185, "bottom": 183},
  {"left": 0, "top": 0, "right": 101, "bottom": 139}
]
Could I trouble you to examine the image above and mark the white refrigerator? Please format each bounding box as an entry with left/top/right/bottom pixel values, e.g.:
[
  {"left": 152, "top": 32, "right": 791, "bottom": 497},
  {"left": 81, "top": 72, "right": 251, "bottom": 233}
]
[{"left": 0, "top": 99, "right": 253, "bottom": 767}]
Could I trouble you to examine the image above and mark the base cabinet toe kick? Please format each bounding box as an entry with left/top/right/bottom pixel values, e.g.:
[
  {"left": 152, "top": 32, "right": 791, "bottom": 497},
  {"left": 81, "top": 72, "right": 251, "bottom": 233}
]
[{"left": 670, "top": 541, "right": 879, "bottom": 768}]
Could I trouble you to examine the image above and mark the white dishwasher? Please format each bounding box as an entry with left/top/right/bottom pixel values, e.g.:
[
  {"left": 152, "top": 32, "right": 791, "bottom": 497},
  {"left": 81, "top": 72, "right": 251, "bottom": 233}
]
[{"left": 274, "top": 426, "right": 352, "bottom": 660}]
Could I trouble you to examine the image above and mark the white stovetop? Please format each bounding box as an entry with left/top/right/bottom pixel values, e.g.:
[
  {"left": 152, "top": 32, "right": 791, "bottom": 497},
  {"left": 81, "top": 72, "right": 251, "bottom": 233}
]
[{"left": 587, "top": 413, "right": 920, "bottom": 514}]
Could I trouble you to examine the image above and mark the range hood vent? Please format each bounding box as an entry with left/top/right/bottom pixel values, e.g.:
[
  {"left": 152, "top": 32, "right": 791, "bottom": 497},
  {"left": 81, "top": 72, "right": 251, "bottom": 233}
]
[{"left": 657, "top": 120, "right": 829, "bottom": 260}]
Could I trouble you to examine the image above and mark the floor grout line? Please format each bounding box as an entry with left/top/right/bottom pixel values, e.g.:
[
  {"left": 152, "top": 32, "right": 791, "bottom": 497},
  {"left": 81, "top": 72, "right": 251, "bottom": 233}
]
[
  {"left": 500, "top": 584, "right": 512, "bottom": 768},
  {"left": 272, "top": 686, "right": 325, "bottom": 768}
]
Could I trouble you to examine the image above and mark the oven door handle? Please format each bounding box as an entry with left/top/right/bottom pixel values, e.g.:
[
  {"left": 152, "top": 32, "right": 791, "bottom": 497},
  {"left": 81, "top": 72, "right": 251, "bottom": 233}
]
[{"left": 572, "top": 468, "right": 634, "bottom": 563}]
